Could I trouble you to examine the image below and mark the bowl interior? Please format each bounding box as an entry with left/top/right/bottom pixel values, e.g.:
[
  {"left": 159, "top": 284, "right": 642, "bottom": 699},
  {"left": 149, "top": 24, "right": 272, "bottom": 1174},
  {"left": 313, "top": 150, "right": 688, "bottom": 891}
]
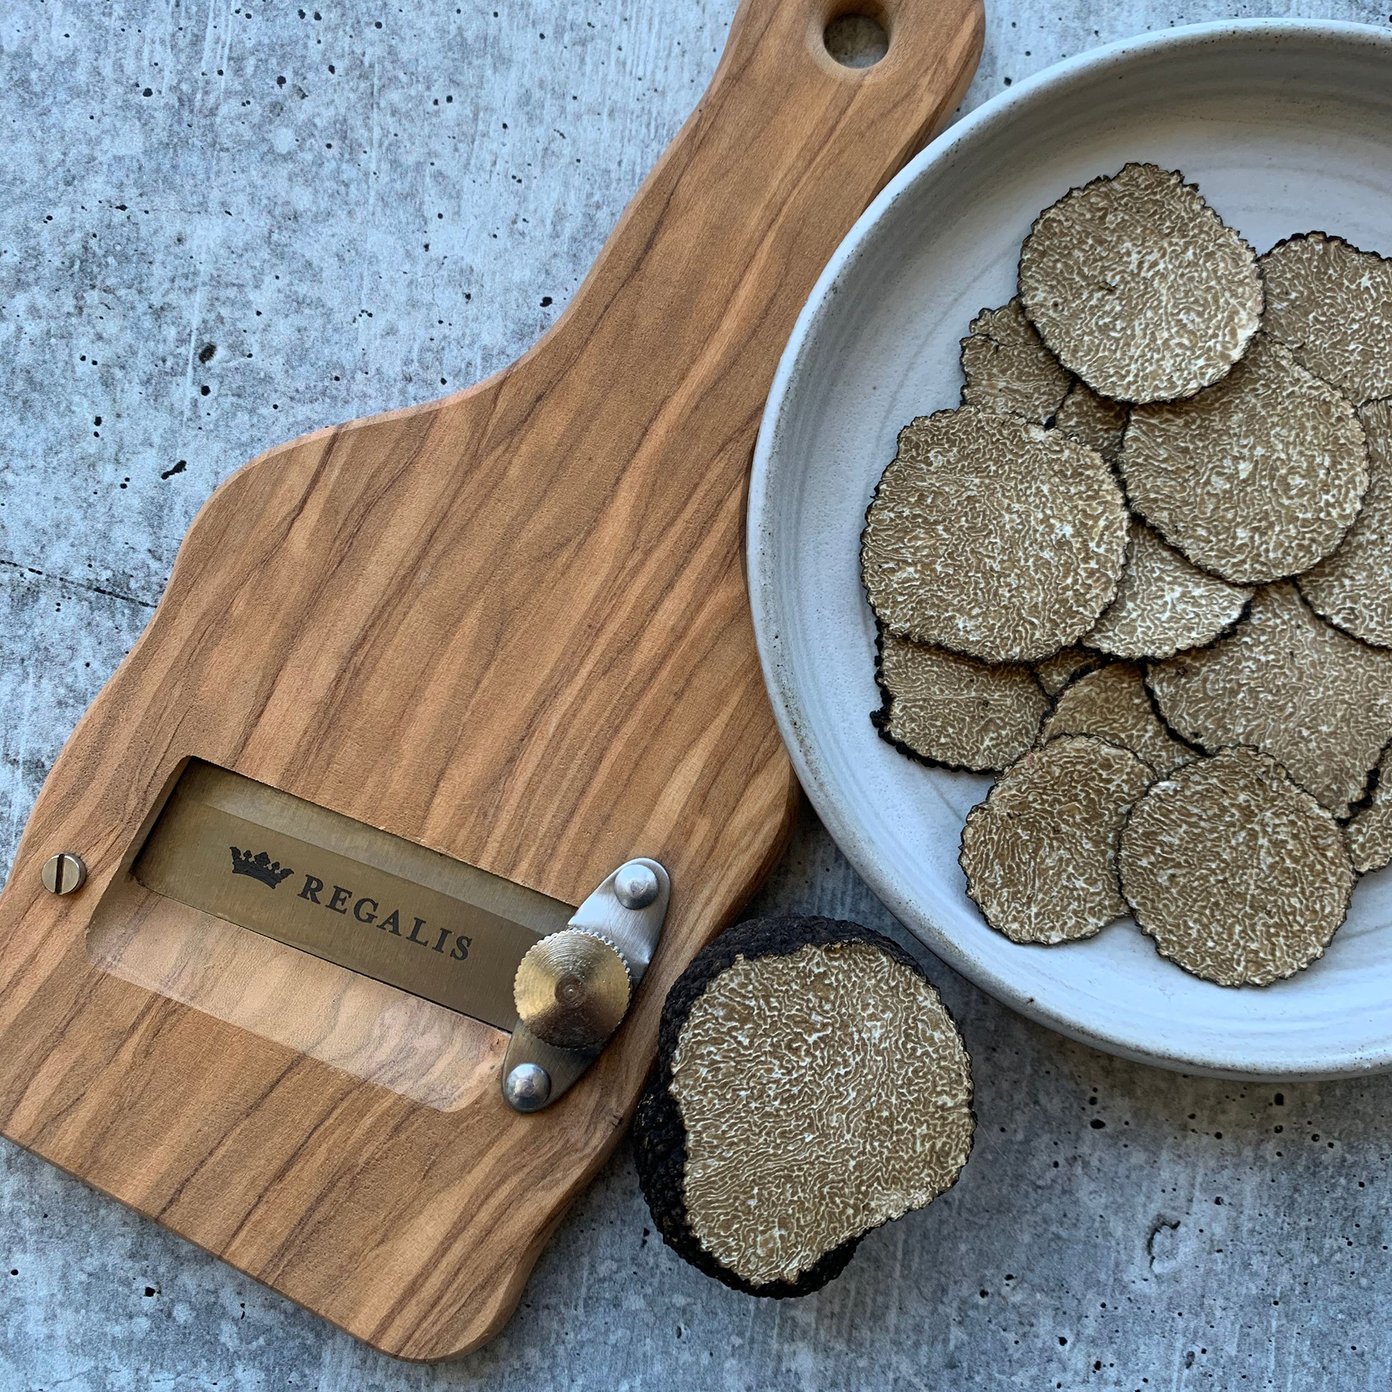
[{"left": 750, "top": 22, "right": 1392, "bottom": 1078}]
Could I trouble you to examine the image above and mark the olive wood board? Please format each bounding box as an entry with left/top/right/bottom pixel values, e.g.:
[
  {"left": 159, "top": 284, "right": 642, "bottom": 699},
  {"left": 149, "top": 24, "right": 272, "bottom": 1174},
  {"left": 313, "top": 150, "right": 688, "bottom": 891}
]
[{"left": 0, "top": 0, "right": 984, "bottom": 1363}]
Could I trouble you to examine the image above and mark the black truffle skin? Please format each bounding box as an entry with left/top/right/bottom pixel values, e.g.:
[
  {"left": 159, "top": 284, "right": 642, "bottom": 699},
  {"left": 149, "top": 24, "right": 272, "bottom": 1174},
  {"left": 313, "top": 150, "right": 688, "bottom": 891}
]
[{"left": 632, "top": 915, "right": 974, "bottom": 1298}]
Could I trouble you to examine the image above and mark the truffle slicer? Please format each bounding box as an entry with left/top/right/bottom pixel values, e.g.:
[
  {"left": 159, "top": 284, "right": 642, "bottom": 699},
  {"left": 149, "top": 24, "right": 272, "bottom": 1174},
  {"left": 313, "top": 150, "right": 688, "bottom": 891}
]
[{"left": 0, "top": 0, "right": 983, "bottom": 1363}]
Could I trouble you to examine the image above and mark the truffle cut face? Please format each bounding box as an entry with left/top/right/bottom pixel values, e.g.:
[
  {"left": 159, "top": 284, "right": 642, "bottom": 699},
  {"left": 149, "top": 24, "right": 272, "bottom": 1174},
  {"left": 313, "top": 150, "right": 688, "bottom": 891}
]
[
  {"left": 1146, "top": 582, "right": 1392, "bottom": 818},
  {"left": 1032, "top": 645, "right": 1104, "bottom": 697},
  {"left": 1018, "top": 163, "right": 1263, "bottom": 403},
  {"left": 670, "top": 940, "right": 973, "bottom": 1289},
  {"left": 1120, "top": 336, "right": 1369, "bottom": 584},
  {"left": 960, "top": 734, "right": 1155, "bottom": 945},
  {"left": 861, "top": 406, "right": 1128, "bottom": 661},
  {"left": 1053, "top": 381, "right": 1129, "bottom": 462},
  {"left": 1346, "top": 748, "right": 1392, "bottom": 875},
  {"left": 1119, "top": 748, "right": 1354, "bottom": 986},
  {"left": 959, "top": 297, "right": 1074, "bottom": 425},
  {"left": 874, "top": 633, "right": 1048, "bottom": 772},
  {"left": 1085, "top": 520, "right": 1252, "bottom": 660},
  {"left": 1260, "top": 232, "right": 1392, "bottom": 404},
  {"left": 1041, "top": 662, "right": 1193, "bottom": 774},
  {"left": 1299, "top": 400, "right": 1392, "bottom": 647}
]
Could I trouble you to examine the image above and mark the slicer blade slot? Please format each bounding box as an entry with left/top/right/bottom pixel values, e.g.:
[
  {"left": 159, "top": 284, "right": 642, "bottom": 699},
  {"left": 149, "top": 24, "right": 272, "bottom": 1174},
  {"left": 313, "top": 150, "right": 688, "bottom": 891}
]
[{"left": 130, "top": 760, "right": 572, "bottom": 1033}]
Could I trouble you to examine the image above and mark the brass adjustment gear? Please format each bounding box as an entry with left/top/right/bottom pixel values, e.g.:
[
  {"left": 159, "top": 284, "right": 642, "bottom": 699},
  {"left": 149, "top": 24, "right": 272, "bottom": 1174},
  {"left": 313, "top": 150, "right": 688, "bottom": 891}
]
[{"left": 513, "top": 928, "right": 633, "bottom": 1050}]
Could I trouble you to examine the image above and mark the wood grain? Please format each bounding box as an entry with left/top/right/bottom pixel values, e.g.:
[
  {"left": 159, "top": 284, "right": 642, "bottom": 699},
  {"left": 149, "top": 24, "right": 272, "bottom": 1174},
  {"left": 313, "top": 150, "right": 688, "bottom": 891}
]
[{"left": 0, "top": 0, "right": 982, "bottom": 1361}]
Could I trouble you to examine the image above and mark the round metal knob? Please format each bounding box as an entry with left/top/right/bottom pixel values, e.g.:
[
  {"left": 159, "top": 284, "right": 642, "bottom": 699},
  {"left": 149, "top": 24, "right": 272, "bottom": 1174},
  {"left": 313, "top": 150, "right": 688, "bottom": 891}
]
[
  {"left": 514, "top": 929, "right": 632, "bottom": 1050},
  {"left": 613, "top": 860, "right": 660, "bottom": 910},
  {"left": 502, "top": 1063, "right": 552, "bottom": 1112}
]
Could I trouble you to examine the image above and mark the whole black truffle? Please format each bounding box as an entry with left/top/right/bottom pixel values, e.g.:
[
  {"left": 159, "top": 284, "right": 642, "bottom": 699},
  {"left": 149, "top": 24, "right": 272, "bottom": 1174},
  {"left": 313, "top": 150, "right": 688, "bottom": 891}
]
[{"left": 633, "top": 916, "right": 973, "bottom": 1297}]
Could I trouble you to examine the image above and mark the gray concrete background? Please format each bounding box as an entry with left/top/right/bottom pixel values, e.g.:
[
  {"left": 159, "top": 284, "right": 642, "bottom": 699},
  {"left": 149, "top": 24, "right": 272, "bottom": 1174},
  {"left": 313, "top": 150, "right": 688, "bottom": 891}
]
[{"left": 2, "top": 1, "right": 1391, "bottom": 1388}]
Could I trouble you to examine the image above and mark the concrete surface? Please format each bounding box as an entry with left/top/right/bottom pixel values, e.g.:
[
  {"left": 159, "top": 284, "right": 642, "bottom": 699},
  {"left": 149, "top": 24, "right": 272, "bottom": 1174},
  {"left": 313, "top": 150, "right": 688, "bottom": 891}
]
[{"left": 2, "top": 2, "right": 1391, "bottom": 1388}]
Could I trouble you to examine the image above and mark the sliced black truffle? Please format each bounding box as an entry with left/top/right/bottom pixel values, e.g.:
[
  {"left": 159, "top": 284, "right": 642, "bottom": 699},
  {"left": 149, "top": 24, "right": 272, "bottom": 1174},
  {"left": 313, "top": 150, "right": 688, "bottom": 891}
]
[
  {"left": 959, "top": 297, "right": 1074, "bottom": 426},
  {"left": 1299, "top": 400, "right": 1392, "bottom": 647},
  {"left": 1053, "top": 380, "right": 1128, "bottom": 462},
  {"left": 873, "top": 632, "right": 1048, "bottom": 773},
  {"left": 1041, "top": 662, "right": 1193, "bottom": 774},
  {"left": 633, "top": 917, "right": 973, "bottom": 1297},
  {"left": 960, "top": 735, "right": 1154, "bottom": 945},
  {"left": 1032, "top": 645, "right": 1105, "bottom": 697},
  {"left": 1018, "top": 163, "right": 1263, "bottom": 403},
  {"left": 1260, "top": 232, "right": 1392, "bottom": 404},
  {"left": 1119, "top": 748, "right": 1354, "bottom": 986},
  {"left": 861, "top": 406, "right": 1128, "bottom": 661},
  {"left": 1146, "top": 582, "right": 1392, "bottom": 818},
  {"left": 1120, "top": 335, "right": 1368, "bottom": 584},
  {"left": 1085, "top": 520, "right": 1252, "bottom": 660},
  {"left": 1346, "top": 746, "right": 1392, "bottom": 875}
]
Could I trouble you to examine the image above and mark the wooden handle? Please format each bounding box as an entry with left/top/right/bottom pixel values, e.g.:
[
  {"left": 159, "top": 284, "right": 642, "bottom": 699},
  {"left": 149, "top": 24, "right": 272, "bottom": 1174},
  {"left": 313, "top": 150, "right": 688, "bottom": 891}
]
[
  {"left": 521, "top": 0, "right": 984, "bottom": 412},
  {"left": 0, "top": 0, "right": 984, "bottom": 1362}
]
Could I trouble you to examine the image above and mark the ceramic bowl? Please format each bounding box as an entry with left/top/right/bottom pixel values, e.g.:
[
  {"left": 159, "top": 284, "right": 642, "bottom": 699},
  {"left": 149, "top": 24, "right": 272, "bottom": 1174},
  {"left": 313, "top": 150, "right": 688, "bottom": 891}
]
[{"left": 748, "top": 20, "right": 1392, "bottom": 1079}]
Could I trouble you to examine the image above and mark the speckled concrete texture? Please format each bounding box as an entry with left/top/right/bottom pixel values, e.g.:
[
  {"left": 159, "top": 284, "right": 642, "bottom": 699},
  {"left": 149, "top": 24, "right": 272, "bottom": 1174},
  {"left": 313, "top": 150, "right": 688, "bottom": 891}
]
[{"left": 3, "top": 2, "right": 1392, "bottom": 1389}]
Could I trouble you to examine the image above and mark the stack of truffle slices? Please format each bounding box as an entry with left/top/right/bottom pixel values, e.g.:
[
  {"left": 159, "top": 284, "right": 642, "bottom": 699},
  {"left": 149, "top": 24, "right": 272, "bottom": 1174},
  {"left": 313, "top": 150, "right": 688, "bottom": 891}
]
[{"left": 861, "top": 162, "right": 1392, "bottom": 989}]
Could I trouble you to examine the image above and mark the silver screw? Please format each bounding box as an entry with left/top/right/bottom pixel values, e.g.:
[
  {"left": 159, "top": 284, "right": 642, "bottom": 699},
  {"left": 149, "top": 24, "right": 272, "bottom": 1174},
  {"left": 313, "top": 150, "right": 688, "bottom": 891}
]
[
  {"left": 40, "top": 853, "right": 87, "bottom": 896},
  {"left": 613, "top": 861, "right": 659, "bottom": 910},
  {"left": 503, "top": 1062, "right": 552, "bottom": 1112}
]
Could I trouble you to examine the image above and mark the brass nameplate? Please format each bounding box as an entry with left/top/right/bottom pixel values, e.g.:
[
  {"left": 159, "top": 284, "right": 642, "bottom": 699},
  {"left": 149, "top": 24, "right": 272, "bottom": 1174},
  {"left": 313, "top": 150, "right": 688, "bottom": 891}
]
[{"left": 133, "top": 762, "right": 573, "bottom": 1032}]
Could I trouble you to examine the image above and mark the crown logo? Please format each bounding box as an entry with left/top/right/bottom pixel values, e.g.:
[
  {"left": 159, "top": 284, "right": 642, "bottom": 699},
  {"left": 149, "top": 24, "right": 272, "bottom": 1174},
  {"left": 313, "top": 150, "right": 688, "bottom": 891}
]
[{"left": 229, "top": 846, "right": 293, "bottom": 889}]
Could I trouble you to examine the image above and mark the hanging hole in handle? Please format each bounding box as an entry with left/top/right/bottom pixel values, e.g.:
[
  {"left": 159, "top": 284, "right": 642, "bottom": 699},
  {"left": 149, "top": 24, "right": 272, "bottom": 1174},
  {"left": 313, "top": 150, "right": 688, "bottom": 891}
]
[{"left": 823, "top": 10, "right": 890, "bottom": 69}]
